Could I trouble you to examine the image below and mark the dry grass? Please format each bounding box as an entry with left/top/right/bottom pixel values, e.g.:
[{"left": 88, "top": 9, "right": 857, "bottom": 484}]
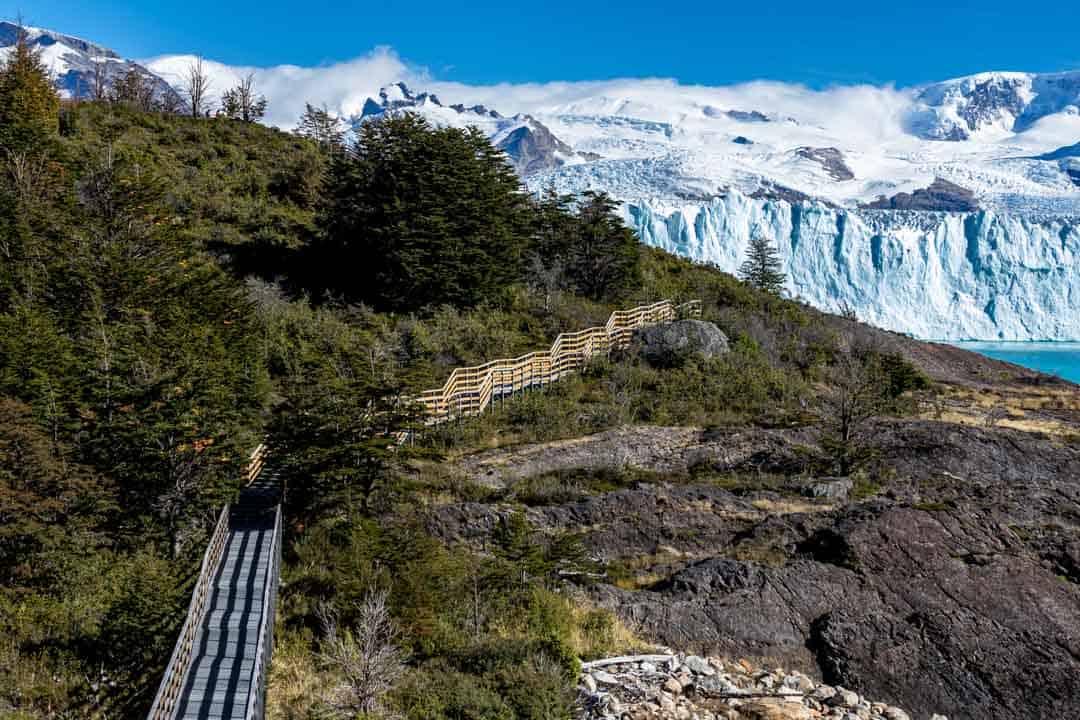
[
  {"left": 265, "top": 629, "right": 326, "bottom": 720},
  {"left": 923, "top": 384, "right": 1080, "bottom": 438},
  {"left": 750, "top": 497, "right": 828, "bottom": 515},
  {"left": 565, "top": 599, "right": 652, "bottom": 660}
]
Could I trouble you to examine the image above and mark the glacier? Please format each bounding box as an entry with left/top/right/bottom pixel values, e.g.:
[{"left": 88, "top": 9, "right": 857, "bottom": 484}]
[{"left": 623, "top": 192, "right": 1080, "bottom": 341}]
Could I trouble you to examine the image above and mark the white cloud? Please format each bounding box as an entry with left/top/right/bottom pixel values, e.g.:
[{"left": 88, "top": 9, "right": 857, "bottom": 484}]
[
  {"left": 143, "top": 45, "right": 914, "bottom": 142},
  {"left": 143, "top": 47, "right": 423, "bottom": 128}
]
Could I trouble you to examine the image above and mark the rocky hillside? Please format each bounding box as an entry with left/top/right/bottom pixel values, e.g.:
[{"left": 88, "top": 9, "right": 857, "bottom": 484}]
[{"left": 424, "top": 328, "right": 1080, "bottom": 720}]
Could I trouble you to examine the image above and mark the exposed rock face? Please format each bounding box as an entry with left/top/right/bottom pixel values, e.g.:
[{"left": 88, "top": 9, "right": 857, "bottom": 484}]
[
  {"left": 494, "top": 120, "right": 577, "bottom": 175},
  {"left": 749, "top": 183, "right": 814, "bottom": 205},
  {"left": 631, "top": 319, "right": 729, "bottom": 368},
  {"left": 430, "top": 405, "right": 1080, "bottom": 720},
  {"left": 727, "top": 110, "right": 771, "bottom": 123},
  {"left": 862, "top": 178, "right": 979, "bottom": 212},
  {"left": 355, "top": 82, "right": 591, "bottom": 176},
  {"left": 733, "top": 136, "right": 754, "bottom": 145},
  {"left": 578, "top": 421, "right": 1080, "bottom": 720},
  {"left": 794, "top": 148, "right": 854, "bottom": 181}
]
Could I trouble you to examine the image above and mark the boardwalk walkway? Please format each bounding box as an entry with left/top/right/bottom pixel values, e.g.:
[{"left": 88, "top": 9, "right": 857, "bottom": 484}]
[{"left": 148, "top": 457, "right": 281, "bottom": 720}]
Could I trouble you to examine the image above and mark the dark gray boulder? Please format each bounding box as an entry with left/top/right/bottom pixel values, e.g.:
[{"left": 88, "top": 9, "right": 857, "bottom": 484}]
[{"left": 632, "top": 319, "right": 729, "bottom": 368}]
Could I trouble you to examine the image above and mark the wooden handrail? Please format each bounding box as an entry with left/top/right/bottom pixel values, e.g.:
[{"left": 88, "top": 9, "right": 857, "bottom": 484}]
[{"left": 415, "top": 299, "right": 701, "bottom": 424}]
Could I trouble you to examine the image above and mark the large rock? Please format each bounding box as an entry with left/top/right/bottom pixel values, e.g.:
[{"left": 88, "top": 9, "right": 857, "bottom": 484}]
[{"left": 632, "top": 319, "right": 729, "bottom": 368}]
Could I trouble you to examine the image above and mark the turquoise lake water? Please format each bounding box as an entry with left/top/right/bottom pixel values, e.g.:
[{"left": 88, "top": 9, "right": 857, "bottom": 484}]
[{"left": 951, "top": 342, "right": 1080, "bottom": 384}]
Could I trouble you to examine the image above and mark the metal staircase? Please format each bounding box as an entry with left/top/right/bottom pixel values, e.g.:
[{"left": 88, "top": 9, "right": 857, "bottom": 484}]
[{"left": 149, "top": 448, "right": 282, "bottom": 720}]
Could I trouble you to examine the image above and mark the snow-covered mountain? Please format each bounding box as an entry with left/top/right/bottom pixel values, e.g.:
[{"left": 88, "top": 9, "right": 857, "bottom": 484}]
[
  {"left": 356, "top": 82, "right": 591, "bottom": 175},
  {"left": 910, "top": 72, "right": 1080, "bottom": 141},
  {"left": 0, "top": 22, "right": 177, "bottom": 104}
]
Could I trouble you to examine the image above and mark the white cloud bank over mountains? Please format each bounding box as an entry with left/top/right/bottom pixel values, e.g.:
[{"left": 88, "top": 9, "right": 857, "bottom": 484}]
[
  {"left": 143, "top": 47, "right": 419, "bottom": 128},
  {"left": 143, "top": 48, "right": 914, "bottom": 147}
]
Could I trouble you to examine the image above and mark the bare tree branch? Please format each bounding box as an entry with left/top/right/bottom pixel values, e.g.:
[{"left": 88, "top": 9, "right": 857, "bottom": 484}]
[
  {"left": 184, "top": 56, "right": 213, "bottom": 118},
  {"left": 317, "top": 588, "right": 406, "bottom": 716}
]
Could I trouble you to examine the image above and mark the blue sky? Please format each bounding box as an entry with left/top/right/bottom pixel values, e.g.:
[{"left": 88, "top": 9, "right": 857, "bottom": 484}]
[{"left": 15, "top": 0, "right": 1080, "bottom": 87}]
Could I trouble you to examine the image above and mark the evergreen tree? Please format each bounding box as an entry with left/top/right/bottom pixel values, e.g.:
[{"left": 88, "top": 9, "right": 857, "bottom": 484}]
[
  {"left": 314, "top": 113, "right": 529, "bottom": 311},
  {"left": 527, "top": 189, "right": 641, "bottom": 303},
  {"left": 296, "top": 102, "right": 347, "bottom": 152},
  {"left": 0, "top": 24, "right": 60, "bottom": 151},
  {"left": 568, "top": 191, "right": 641, "bottom": 301},
  {"left": 738, "top": 234, "right": 786, "bottom": 296}
]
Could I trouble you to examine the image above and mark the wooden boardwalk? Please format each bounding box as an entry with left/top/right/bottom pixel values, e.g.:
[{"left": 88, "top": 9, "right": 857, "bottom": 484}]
[
  {"left": 416, "top": 299, "right": 701, "bottom": 423},
  {"left": 148, "top": 446, "right": 281, "bottom": 720}
]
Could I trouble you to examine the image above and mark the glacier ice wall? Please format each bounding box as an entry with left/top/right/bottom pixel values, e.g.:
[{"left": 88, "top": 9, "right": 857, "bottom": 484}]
[{"left": 623, "top": 191, "right": 1080, "bottom": 340}]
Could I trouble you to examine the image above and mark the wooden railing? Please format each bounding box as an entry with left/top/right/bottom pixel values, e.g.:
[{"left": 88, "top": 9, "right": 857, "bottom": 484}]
[
  {"left": 416, "top": 299, "right": 701, "bottom": 424},
  {"left": 146, "top": 503, "right": 231, "bottom": 720},
  {"left": 246, "top": 442, "right": 268, "bottom": 486}
]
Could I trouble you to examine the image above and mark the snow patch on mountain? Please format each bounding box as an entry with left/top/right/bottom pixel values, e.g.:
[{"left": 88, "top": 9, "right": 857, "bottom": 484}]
[{"left": 0, "top": 21, "right": 177, "bottom": 103}]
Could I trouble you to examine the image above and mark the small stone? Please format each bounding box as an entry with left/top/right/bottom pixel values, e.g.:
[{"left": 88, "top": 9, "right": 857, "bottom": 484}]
[
  {"left": 839, "top": 690, "right": 861, "bottom": 708},
  {"left": 696, "top": 674, "right": 747, "bottom": 697},
  {"left": 593, "top": 670, "right": 620, "bottom": 685},
  {"left": 664, "top": 677, "right": 683, "bottom": 695},
  {"left": 683, "top": 655, "right": 717, "bottom": 676},
  {"left": 812, "top": 685, "right": 838, "bottom": 701},
  {"left": 930, "top": 715, "right": 949, "bottom": 720},
  {"left": 582, "top": 673, "right": 598, "bottom": 692},
  {"left": 784, "top": 672, "right": 815, "bottom": 693},
  {"left": 640, "top": 661, "right": 657, "bottom": 673},
  {"left": 708, "top": 657, "right": 726, "bottom": 671},
  {"left": 882, "top": 708, "right": 911, "bottom": 720}
]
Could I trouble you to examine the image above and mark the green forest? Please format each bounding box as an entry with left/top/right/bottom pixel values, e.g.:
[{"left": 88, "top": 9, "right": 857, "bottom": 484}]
[{"left": 0, "top": 33, "right": 927, "bottom": 720}]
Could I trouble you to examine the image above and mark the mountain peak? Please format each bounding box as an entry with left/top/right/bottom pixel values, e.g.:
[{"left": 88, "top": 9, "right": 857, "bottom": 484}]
[{"left": 0, "top": 20, "right": 177, "bottom": 103}]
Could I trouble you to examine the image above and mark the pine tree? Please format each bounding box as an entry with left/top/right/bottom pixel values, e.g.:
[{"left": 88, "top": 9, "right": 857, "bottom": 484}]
[
  {"left": 0, "top": 24, "right": 60, "bottom": 150},
  {"left": 569, "top": 191, "right": 642, "bottom": 301},
  {"left": 314, "top": 113, "right": 529, "bottom": 311},
  {"left": 296, "top": 102, "right": 346, "bottom": 152},
  {"left": 738, "top": 234, "right": 786, "bottom": 295}
]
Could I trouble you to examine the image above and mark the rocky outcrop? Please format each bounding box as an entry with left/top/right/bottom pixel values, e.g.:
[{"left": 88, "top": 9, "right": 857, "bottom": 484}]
[
  {"left": 431, "top": 413, "right": 1080, "bottom": 720},
  {"left": 862, "top": 178, "right": 979, "bottom": 212},
  {"left": 451, "top": 425, "right": 815, "bottom": 489},
  {"left": 794, "top": 148, "right": 854, "bottom": 182},
  {"left": 631, "top": 320, "right": 729, "bottom": 368},
  {"left": 495, "top": 119, "right": 578, "bottom": 175},
  {"left": 579, "top": 653, "right": 937, "bottom": 720}
]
